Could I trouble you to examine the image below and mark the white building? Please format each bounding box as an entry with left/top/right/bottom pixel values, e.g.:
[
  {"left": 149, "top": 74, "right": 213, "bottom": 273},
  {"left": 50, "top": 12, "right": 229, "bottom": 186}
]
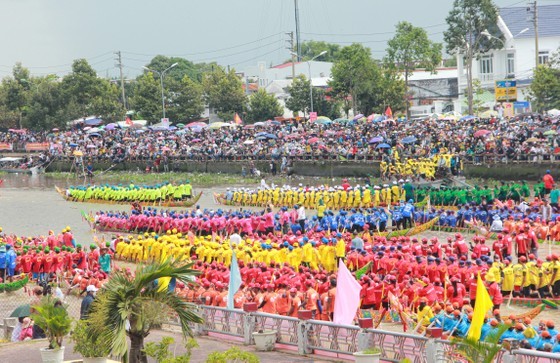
[
  {"left": 408, "top": 67, "right": 459, "bottom": 117},
  {"left": 457, "top": 4, "right": 560, "bottom": 112}
]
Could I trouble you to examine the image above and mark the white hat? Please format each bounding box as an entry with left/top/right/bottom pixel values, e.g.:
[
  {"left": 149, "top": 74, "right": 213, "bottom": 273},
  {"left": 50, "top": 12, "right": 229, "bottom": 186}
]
[
  {"left": 405, "top": 179, "right": 410, "bottom": 182},
  {"left": 393, "top": 181, "right": 397, "bottom": 185},
  {"left": 398, "top": 179, "right": 404, "bottom": 183},
  {"left": 87, "top": 285, "right": 98, "bottom": 292}
]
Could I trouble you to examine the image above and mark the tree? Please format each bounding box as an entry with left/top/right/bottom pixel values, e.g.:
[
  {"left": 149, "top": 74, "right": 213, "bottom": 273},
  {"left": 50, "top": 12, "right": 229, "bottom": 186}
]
[
  {"left": 300, "top": 41, "right": 341, "bottom": 62},
  {"left": 313, "top": 88, "right": 341, "bottom": 120},
  {"left": 285, "top": 74, "right": 311, "bottom": 117},
  {"left": 22, "top": 75, "right": 65, "bottom": 130},
  {"left": 444, "top": 0, "right": 502, "bottom": 115},
  {"left": 471, "top": 79, "right": 486, "bottom": 116},
  {"left": 385, "top": 21, "right": 442, "bottom": 119},
  {"left": 0, "top": 63, "right": 31, "bottom": 128},
  {"left": 246, "top": 89, "right": 283, "bottom": 123},
  {"left": 96, "top": 258, "right": 202, "bottom": 363},
  {"left": 202, "top": 67, "right": 247, "bottom": 121},
  {"left": 128, "top": 72, "right": 162, "bottom": 122},
  {"left": 329, "top": 43, "right": 379, "bottom": 115},
  {"left": 167, "top": 75, "right": 205, "bottom": 122},
  {"left": 527, "top": 65, "right": 560, "bottom": 112},
  {"left": 145, "top": 55, "right": 216, "bottom": 83},
  {"left": 60, "top": 59, "right": 123, "bottom": 121}
]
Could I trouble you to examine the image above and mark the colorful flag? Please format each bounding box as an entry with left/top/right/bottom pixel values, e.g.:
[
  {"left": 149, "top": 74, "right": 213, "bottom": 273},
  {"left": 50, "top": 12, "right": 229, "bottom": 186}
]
[
  {"left": 227, "top": 252, "right": 242, "bottom": 309},
  {"left": 355, "top": 261, "right": 372, "bottom": 280},
  {"left": 125, "top": 115, "right": 133, "bottom": 126},
  {"left": 467, "top": 273, "right": 494, "bottom": 341},
  {"left": 385, "top": 106, "right": 393, "bottom": 118},
  {"left": 234, "top": 113, "right": 243, "bottom": 125},
  {"left": 333, "top": 260, "right": 361, "bottom": 325}
]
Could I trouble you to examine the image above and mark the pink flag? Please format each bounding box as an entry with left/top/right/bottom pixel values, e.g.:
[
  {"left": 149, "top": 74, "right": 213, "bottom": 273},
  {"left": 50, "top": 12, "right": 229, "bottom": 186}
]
[{"left": 333, "top": 259, "right": 362, "bottom": 326}]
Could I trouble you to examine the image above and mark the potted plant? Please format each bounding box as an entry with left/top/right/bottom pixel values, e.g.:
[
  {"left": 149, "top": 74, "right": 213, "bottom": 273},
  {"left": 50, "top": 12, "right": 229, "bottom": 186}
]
[
  {"left": 31, "top": 296, "right": 73, "bottom": 363},
  {"left": 353, "top": 347, "right": 381, "bottom": 363},
  {"left": 71, "top": 319, "right": 111, "bottom": 363},
  {"left": 251, "top": 329, "right": 277, "bottom": 351}
]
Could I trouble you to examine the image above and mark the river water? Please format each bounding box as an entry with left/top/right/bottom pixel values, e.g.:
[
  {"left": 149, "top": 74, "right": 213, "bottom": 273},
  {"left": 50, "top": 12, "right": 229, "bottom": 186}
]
[{"left": 0, "top": 173, "right": 231, "bottom": 243}]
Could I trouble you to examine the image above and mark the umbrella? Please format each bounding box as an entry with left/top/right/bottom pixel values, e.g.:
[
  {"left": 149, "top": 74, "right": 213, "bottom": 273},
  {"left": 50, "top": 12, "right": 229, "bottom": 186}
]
[
  {"left": 353, "top": 114, "right": 364, "bottom": 121},
  {"left": 243, "top": 140, "right": 255, "bottom": 145},
  {"left": 548, "top": 109, "right": 560, "bottom": 117},
  {"left": 401, "top": 136, "right": 417, "bottom": 144},
  {"left": 254, "top": 122, "right": 266, "bottom": 126},
  {"left": 73, "top": 150, "right": 83, "bottom": 156},
  {"left": 376, "top": 143, "right": 391, "bottom": 149},
  {"left": 373, "top": 116, "right": 385, "bottom": 123},
  {"left": 191, "top": 138, "right": 202, "bottom": 143},
  {"left": 265, "top": 133, "right": 277, "bottom": 139},
  {"left": 69, "top": 143, "right": 78, "bottom": 147},
  {"left": 480, "top": 110, "right": 498, "bottom": 118},
  {"left": 88, "top": 133, "right": 102, "bottom": 138},
  {"left": 209, "top": 122, "right": 229, "bottom": 129},
  {"left": 135, "top": 129, "right": 145, "bottom": 134},
  {"left": 52, "top": 128, "right": 59, "bottom": 132},
  {"left": 162, "top": 146, "right": 171, "bottom": 151},
  {"left": 459, "top": 115, "right": 476, "bottom": 122},
  {"left": 10, "top": 304, "right": 30, "bottom": 318},
  {"left": 474, "top": 130, "right": 491, "bottom": 137},
  {"left": 186, "top": 122, "right": 207, "bottom": 128},
  {"left": 176, "top": 123, "right": 185, "bottom": 128},
  {"left": 267, "top": 120, "right": 281, "bottom": 125},
  {"left": 525, "top": 137, "right": 541, "bottom": 143},
  {"left": 105, "top": 123, "right": 117, "bottom": 130},
  {"left": 368, "top": 137, "right": 384, "bottom": 144},
  {"left": 243, "top": 124, "right": 255, "bottom": 129},
  {"left": 308, "top": 137, "right": 320, "bottom": 144},
  {"left": 544, "top": 130, "right": 557, "bottom": 136},
  {"left": 315, "top": 119, "right": 332, "bottom": 125},
  {"left": 86, "top": 144, "right": 97, "bottom": 149},
  {"left": 333, "top": 118, "right": 350, "bottom": 124},
  {"left": 255, "top": 132, "right": 268, "bottom": 137},
  {"left": 83, "top": 126, "right": 92, "bottom": 131}
]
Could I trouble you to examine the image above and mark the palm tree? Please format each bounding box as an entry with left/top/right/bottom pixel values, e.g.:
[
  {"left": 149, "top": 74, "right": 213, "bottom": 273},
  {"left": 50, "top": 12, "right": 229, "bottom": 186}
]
[
  {"left": 94, "top": 258, "right": 202, "bottom": 363},
  {"left": 452, "top": 324, "right": 510, "bottom": 363}
]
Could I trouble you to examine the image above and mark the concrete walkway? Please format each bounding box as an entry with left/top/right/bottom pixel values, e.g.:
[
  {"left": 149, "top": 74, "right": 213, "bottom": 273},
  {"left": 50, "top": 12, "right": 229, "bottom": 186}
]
[{"left": 0, "top": 328, "right": 349, "bottom": 363}]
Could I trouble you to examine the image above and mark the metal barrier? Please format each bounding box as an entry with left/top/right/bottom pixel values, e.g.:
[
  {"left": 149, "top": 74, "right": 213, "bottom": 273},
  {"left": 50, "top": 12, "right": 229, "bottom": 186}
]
[
  {"left": 511, "top": 349, "right": 560, "bottom": 363},
  {"left": 306, "top": 319, "right": 360, "bottom": 354},
  {"left": 367, "top": 328, "right": 428, "bottom": 363}
]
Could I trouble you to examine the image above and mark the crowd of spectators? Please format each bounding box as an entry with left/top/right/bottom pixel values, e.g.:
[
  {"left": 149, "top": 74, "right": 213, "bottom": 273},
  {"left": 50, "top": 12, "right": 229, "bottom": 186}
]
[{"left": 1, "top": 113, "right": 560, "bottom": 165}]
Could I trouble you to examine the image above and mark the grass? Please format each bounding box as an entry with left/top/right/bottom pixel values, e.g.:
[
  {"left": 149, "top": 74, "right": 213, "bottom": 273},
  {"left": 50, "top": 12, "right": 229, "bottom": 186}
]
[{"left": 45, "top": 171, "right": 350, "bottom": 188}]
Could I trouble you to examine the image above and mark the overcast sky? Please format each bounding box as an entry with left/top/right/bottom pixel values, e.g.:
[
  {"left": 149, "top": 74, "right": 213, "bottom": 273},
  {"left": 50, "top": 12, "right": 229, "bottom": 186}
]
[{"left": 0, "top": 0, "right": 553, "bottom": 79}]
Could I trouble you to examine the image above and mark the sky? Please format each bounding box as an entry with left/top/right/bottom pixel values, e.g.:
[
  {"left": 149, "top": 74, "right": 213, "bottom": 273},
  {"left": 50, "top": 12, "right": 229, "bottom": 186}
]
[{"left": 0, "top": 0, "right": 555, "bottom": 79}]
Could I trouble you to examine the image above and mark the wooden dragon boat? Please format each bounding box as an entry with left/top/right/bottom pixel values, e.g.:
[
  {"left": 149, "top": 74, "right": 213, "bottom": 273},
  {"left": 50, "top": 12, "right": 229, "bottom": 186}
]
[{"left": 55, "top": 186, "right": 202, "bottom": 208}]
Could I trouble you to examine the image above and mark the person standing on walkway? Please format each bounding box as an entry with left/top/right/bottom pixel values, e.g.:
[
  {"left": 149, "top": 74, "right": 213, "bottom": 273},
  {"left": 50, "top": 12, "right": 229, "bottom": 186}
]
[
  {"left": 80, "top": 285, "right": 97, "bottom": 320},
  {"left": 543, "top": 170, "right": 555, "bottom": 195}
]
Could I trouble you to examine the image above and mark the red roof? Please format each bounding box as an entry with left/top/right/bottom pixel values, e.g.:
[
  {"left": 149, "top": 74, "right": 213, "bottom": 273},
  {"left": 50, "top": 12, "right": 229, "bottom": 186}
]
[{"left": 271, "top": 62, "right": 302, "bottom": 69}]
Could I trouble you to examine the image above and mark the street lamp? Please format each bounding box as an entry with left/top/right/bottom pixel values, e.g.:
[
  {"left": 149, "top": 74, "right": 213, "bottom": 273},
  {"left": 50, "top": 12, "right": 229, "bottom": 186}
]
[
  {"left": 481, "top": 28, "right": 529, "bottom": 47},
  {"left": 143, "top": 62, "right": 178, "bottom": 120},
  {"left": 291, "top": 50, "right": 327, "bottom": 114}
]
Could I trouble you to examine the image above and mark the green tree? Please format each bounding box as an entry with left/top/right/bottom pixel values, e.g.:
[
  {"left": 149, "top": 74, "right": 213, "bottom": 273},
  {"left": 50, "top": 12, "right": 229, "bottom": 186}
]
[
  {"left": 385, "top": 21, "right": 442, "bottom": 118},
  {"left": 96, "top": 258, "right": 202, "bottom": 363},
  {"left": 470, "top": 79, "right": 486, "bottom": 116},
  {"left": 246, "top": 89, "right": 283, "bottom": 122},
  {"left": 527, "top": 65, "right": 560, "bottom": 112},
  {"left": 0, "top": 63, "right": 31, "bottom": 128},
  {"left": 300, "top": 41, "right": 341, "bottom": 62},
  {"left": 313, "top": 88, "right": 341, "bottom": 120},
  {"left": 128, "top": 72, "right": 162, "bottom": 122},
  {"left": 167, "top": 75, "right": 205, "bottom": 122},
  {"left": 60, "top": 59, "right": 123, "bottom": 122},
  {"left": 22, "top": 75, "right": 65, "bottom": 130},
  {"left": 202, "top": 67, "right": 247, "bottom": 121},
  {"left": 329, "top": 43, "right": 379, "bottom": 115},
  {"left": 145, "top": 55, "right": 216, "bottom": 83},
  {"left": 285, "top": 74, "right": 311, "bottom": 117},
  {"left": 444, "top": 0, "right": 501, "bottom": 115}
]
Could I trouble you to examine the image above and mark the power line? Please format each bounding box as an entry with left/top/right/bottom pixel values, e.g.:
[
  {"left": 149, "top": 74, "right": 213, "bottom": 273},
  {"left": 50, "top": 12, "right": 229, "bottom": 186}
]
[{"left": 300, "top": 23, "right": 447, "bottom": 37}]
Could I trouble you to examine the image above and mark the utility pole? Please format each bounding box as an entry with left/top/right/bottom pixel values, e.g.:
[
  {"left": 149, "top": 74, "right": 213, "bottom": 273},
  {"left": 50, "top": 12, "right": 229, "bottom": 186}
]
[
  {"left": 294, "top": 0, "right": 301, "bottom": 61},
  {"left": 114, "top": 51, "right": 127, "bottom": 110},
  {"left": 528, "top": 1, "right": 539, "bottom": 68},
  {"left": 286, "top": 31, "right": 296, "bottom": 80}
]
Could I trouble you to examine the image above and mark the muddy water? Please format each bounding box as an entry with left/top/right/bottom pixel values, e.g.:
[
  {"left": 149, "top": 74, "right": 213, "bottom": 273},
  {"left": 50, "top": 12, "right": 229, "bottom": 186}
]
[{"left": 0, "top": 174, "right": 237, "bottom": 242}]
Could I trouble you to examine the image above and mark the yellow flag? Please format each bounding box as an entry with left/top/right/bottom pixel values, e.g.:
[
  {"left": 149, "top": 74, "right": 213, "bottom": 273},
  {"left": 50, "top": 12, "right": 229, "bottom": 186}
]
[{"left": 466, "top": 273, "right": 494, "bottom": 341}]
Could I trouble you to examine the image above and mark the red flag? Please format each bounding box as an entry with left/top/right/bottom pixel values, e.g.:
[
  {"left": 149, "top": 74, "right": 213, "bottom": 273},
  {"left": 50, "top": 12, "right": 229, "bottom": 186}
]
[
  {"left": 385, "top": 106, "right": 393, "bottom": 118},
  {"left": 234, "top": 113, "right": 243, "bottom": 125},
  {"left": 125, "top": 115, "right": 133, "bottom": 126}
]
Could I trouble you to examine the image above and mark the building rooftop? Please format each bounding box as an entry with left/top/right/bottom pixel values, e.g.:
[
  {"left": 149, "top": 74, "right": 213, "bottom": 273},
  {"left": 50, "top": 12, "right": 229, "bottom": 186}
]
[{"left": 500, "top": 5, "right": 560, "bottom": 39}]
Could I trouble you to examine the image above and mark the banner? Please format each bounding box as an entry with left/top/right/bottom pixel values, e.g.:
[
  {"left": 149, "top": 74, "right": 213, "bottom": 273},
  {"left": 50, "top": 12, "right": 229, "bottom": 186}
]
[
  {"left": 0, "top": 143, "right": 13, "bottom": 151},
  {"left": 309, "top": 112, "right": 317, "bottom": 122},
  {"left": 495, "top": 80, "right": 517, "bottom": 102},
  {"left": 25, "top": 142, "right": 49, "bottom": 151}
]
